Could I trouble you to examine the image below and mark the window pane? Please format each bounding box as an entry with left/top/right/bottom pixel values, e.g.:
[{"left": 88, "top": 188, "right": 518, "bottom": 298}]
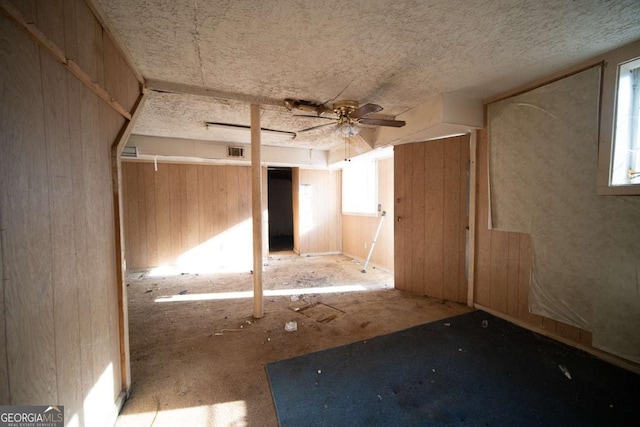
[{"left": 611, "top": 58, "right": 640, "bottom": 186}]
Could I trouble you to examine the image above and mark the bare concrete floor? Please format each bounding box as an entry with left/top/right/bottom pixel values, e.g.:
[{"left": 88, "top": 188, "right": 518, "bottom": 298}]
[{"left": 116, "top": 253, "right": 472, "bottom": 427}]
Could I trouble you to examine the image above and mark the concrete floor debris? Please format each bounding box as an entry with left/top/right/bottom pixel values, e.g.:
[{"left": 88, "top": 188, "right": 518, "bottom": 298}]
[{"left": 116, "top": 253, "right": 471, "bottom": 427}]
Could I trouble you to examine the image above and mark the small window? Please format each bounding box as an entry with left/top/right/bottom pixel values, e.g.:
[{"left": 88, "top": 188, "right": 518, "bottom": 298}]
[
  {"left": 342, "top": 158, "right": 377, "bottom": 216},
  {"left": 611, "top": 57, "right": 640, "bottom": 186}
]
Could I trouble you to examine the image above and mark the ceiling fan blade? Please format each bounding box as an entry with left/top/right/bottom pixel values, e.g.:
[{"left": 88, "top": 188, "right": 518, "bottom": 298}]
[
  {"left": 358, "top": 118, "right": 406, "bottom": 128},
  {"left": 296, "top": 122, "right": 336, "bottom": 134},
  {"left": 293, "top": 114, "right": 337, "bottom": 121},
  {"left": 349, "top": 103, "right": 383, "bottom": 119}
]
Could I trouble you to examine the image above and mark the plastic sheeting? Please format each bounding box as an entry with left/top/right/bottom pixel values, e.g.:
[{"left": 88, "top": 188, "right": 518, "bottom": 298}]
[{"left": 488, "top": 66, "right": 640, "bottom": 363}]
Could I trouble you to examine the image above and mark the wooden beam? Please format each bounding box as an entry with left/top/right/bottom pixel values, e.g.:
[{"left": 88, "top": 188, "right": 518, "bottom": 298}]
[
  {"left": 251, "top": 104, "right": 264, "bottom": 319},
  {"left": 0, "top": 0, "right": 132, "bottom": 120},
  {"left": 467, "top": 131, "right": 477, "bottom": 307},
  {"left": 147, "top": 79, "right": 283, "bottom": 108},
  {"left": 110, "top": 90, "right": 147, "bottom": 394}
]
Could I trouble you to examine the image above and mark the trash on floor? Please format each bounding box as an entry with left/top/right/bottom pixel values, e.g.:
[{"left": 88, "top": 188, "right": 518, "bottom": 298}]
[
  {"left": 559, "top": 364, "right": 572, "bottom": 379},
  {"left": 284, "top": 321, "right": 297, "bottom": 332},
  {"left": 178, "top": 290, "right": 188, "bottom": 295}
]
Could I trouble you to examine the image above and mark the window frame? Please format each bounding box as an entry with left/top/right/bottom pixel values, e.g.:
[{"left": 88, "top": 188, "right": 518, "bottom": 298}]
[
  {"left": 597, "top": 40, "right": 640, "bottom": 195},
  {"left": 341, "top": 157, "right": 379, "bottom": 217}
]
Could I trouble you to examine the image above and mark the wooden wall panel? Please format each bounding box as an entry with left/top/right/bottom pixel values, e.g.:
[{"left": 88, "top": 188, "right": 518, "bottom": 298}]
[
  {"left": 36, "top": 0, "right": 65, "bottom": 48},
  {"left": 459, "top": 137, "right": 470, "bottom": 302},
  {"left": 155, "top": 163, "right": 171, "bottom": 265},
  {"left": 0, "top": 0, "right": 142, "bottom": 421},
  {"left": 122, "top": 162, "right": 256, "bottom": 269},
  {"left": 341, "top": 157, "right": 394, "bottom": 271},
  {"left": 41, "top": 50, "right": 83, "bottom": 418},
  {"left": 75, "top": 0, "right": 98, "bottom": 83},
  {"left": 293, "top": 169, "right": 342, "bottom": 255},
  {"left": 394, "top": 147, "right": 406, "bottom": 285},
  {"left": 401, "top": 148, "right": 414, "bottom": 290},
  {"left": 63, "top": 0, "right": 78, "bottom": 59},
  {"left": 394, "top": 135, "right": 469, "bottom": 303},
  {"left": 474, "top": 128, "right": 592, "bottom": 346},
  {"left": 424, "top": 139, "right": 445, "bottom": 298},
  {"left": 443, "top": 140, "right": 461, "bottom": 301},
  {"left": 292, "top": 168, "right": 300, "bottom": 253},
  {"left": 411, "top": 143, "right": 426, "bottom": 295},
  {"left": 0, "top": 211, "right": 5, "bottom": 404},
  {"left": 0, "top": 17, "right": 57, "bottom": 404},
  {"left": 144, "top": 164, "right": 158, "bottom": 266}
]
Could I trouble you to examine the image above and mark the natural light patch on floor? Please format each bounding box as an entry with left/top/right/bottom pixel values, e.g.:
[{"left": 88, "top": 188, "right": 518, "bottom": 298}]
[
  {"left": 116, "top": 401, "right": 247, "bottom": 427},
  {"left": 154, "top": 283, "right": 391, "bottom": 303}
]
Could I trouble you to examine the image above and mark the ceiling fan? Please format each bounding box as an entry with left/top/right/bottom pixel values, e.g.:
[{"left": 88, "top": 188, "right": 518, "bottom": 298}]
[{"left": 284, "top": 99, "right": 406, "bottom": 137}]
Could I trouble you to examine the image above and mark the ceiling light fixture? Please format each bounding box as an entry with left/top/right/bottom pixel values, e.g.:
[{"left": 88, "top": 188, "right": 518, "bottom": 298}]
[{"left": 336, "top": 120, "right": 361, "bottom": 137}]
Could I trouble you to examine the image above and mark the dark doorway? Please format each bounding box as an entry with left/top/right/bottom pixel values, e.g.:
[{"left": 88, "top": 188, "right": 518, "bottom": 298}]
[{"left": 268, "top": 167, "right": 294, "bottom": 251}]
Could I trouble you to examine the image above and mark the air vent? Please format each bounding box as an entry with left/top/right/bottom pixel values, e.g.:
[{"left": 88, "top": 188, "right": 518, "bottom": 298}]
[
  {"left": 227, "top": 146, "right": 244, "bottom": 158},
  {"left": 121, "top": 146, "right": 138, "bottom": 158}
]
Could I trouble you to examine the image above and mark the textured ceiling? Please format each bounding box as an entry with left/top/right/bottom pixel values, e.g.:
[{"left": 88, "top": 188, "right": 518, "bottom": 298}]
[{"left": 98, "top": 0, "right": 640, "bottom": 149}]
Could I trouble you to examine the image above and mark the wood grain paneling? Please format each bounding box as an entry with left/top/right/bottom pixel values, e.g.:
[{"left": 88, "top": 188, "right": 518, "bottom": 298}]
[
  {"left": 443, "top": 140, "right": 461, "bottom": 301},
  {"left": 292, "top": 168, "right": 300, "bottom": 253},
  {"left": 342, "top": 157, "right": 394, "bottom": 271},
  {"left": 394, "top": 135, "right": 469, "bottom": 303},
  {"left": 394, "top": 147, "right": 406, "bottom": 285},
  {"left": 41, "top": 49, "right": 83, "bottom": 418},
  {"left": 293, "top": 169, "right": 342, "bottom": 255},
  {"left": 424, "top": 139, "right": 445, "bottom": 298},
  {"left": 474, "top": 128, "right": 591, "bottom": 346},
  {"left": 1, "top": 17, "right": 57, "bottom": 404},
  {"left": 122, "top": 162, "right": 256, "bottom": 269},
  {"left": 412, "top": 143, "right": 427, "bottom": 294},
  {"left": 0, "top": 1, "right": 141, "bottom": 421}
]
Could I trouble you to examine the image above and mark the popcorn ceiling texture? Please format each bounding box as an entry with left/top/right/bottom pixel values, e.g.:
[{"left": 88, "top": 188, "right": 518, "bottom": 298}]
[{"left": 99, "top": 0, "right": 640, "bottom": 148}]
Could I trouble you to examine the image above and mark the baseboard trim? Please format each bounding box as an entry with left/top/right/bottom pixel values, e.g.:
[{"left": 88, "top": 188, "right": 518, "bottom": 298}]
[{"left": 474, "top": 303, "right": 640, "bottom": 374}]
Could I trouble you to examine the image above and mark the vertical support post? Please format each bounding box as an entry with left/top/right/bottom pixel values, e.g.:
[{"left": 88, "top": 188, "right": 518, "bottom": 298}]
[
  {"left": 467, "top": 131, "right": 477, "bottom": 307},
  {"left": 251, "top": 104, "right": 264, "bottom": 318},
  {"left": 110, "top": 91, "right": 147, "bottom": 395}
]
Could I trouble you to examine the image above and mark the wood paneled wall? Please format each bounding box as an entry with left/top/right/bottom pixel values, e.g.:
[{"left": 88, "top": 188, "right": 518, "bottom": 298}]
[
  {"left": 121, "top": 162, "right": 264, "bottom": 270},
  {"left": 342, "top": 157, "right": 394, "bottom": 270},
  {"left": 0, "top": 1, "right": 141, "bottom": 425},
  {"left": 394, "top": 135, "right": 469, "bottom": 303},
  {"left": 293, "top": 169, "right": 342, "bottom": 255},
  {"left": 474, "top": 128, "right": 592, "bottom": 346}
]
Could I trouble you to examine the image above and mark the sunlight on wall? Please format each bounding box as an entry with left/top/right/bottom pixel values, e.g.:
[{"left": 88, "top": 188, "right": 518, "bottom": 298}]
[
  {"left": 299, "top": 184, "right": 314, "bottom": 237},
  {"left": 83, "top": 363, "right": 114, "bottom": 427},
  {"left": 176, "top": 218, "right": 253, "bottom": 273},
  {"left": 116, "top": 401, "right": 247, "bottom": 427},
  {"left": 154, "top": 283, "right": 390, "bottom": 303},
  {"left": 66, "top": 413, "right": 79, "bottom": 427}
]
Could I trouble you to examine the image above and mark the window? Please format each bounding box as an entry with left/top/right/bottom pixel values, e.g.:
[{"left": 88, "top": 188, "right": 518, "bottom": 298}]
[
  {"left": 611, "top": 57, "right": 640, "bottom": 186},
  {"left": 342, "top": 158, "right": 377, "bottom": 215},
  {"left": 596, "top": 41, "right": 640, "bottom": 195}
]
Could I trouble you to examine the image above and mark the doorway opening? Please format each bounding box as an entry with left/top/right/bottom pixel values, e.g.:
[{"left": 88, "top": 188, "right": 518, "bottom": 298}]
[{"left": 268, "top": 167, "right": 294, "bottom": 251}]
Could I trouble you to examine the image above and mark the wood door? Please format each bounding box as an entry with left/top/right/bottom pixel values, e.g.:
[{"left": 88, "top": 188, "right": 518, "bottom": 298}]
[{"left": 394, "top": 135, "right": 469, "bottom": 303}]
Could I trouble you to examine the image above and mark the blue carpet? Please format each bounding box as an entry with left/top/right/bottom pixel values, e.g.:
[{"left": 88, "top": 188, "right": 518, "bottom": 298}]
[{"left": 266, "top": 311, "right": 639, "bottom": 426}]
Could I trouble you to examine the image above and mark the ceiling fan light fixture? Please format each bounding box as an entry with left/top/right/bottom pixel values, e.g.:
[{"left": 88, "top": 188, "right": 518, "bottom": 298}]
[{"left": 336, "top": 121, "right": 361, "bottom": 137}]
